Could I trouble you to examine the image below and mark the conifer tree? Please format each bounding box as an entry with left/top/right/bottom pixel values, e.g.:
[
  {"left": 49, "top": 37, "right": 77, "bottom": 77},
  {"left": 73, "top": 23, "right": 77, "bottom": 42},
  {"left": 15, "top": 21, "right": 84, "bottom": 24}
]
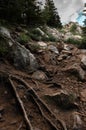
[
  {"left": 0, "top": 0, "right": 24, "bottom": 22},
  {"left": 43, "top": 0, "right": 62, "bottom": 28},
  {"left": 24, "top": 0, "right": 43, "bottom": 26}
]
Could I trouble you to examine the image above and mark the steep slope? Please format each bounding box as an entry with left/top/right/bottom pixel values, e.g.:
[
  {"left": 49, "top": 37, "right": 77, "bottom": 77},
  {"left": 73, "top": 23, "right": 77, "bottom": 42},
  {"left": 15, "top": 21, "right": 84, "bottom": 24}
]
[{"left": 0, "top": 25, "right": 86, "bottom": 130}]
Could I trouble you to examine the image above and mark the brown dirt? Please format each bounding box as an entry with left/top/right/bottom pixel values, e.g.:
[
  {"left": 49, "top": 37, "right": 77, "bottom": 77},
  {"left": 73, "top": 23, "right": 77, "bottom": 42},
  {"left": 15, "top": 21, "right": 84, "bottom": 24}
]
[{"left": 0, "top": 45, "right": 86, "bottom": 130}]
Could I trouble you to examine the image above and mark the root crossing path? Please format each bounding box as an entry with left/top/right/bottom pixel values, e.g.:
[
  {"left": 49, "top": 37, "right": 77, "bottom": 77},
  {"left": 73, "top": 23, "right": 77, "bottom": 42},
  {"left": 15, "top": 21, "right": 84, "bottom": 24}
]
[{"left": 8, "top": 75, "right": 67, "bottom": 130}]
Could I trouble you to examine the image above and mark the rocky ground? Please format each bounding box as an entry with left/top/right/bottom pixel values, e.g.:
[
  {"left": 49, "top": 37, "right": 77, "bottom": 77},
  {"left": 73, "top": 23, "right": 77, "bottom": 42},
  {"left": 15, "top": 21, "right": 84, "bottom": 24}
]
[{"left": 0, "top": 25, "right": 86, "bottom": 130}]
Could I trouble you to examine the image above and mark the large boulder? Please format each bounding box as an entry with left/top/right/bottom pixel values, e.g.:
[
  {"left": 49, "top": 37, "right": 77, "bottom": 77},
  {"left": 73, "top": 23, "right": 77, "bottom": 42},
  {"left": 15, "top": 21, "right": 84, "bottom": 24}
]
[
  {"left": 46, "top": 26, "right": 64, "bottom": 40},
  {"left": 0, "top": 26, "right": 39, "bottom": 72},
  {"left": 64, "top": 63, "right": 85, "bottom": 81},
  {"left": 64, "top": 32, "right": 82, "bottom": 41},
  {"left": 32, "top": 70, "right": 47, "bottom": 81},
  {"left": 64, "top": 32, "right": 73, "bottom": 40},
  {"left": 12, "top": 43, "right": 39, "bottom": 71}
]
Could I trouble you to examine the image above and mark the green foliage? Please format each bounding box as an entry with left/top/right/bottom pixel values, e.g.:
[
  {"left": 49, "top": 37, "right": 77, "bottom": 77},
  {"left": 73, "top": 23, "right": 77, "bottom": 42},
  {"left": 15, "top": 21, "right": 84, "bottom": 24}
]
[
  {"left": 27, "top": 28, "right": 42, "bottom": 41},
  {"left": 70, "top": 24, "right": 77, "bottom": 34},
  {"left": 0, "top": 0, "right": 62, "bottom": 27},
  {"left": 41, "top": 35, "right": 50, "bottom": 42},
  {"left": 48, "top": 34, "right": 58, "bottom": 42},
  {"left": 18, "top": 33, "right": 30, "bottom": 44},
  {"left": 43, "top": 0, "right": 62, "bottom": 28},
  {"left": 29, "top": 33, "right": 41, "bottom": 41},
  {"left": 0, "top": 37, "right": 9, "bottom": 57},
  {"left": 31, "top": 29, "right": 42, "bottom": 36},
  {"left": 29, "top": 44, "right": 40, "bottom": 52},
  {"left": 65, "top": 37, "right": 86, "bottom": 49},
  {"left": 78, "top": 26, "right": 86, "bottom": 49},
  {"left": 0, "top": 0, "right": 43, "bottom": 25},
  {"left": 78, "top": 37, "right": 86, "bottom": 49},
  {"left": 65, "top": 38, "right": 82, "bottom": 45},
  {"left": 82, "top": 26, "right": 86, "bottom": 36}
]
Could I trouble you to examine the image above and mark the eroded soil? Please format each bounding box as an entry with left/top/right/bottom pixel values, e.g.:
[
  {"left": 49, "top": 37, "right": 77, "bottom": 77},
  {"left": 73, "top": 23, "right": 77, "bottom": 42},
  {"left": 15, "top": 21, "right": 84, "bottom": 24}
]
[{"left": 0, "top": 45, "right": 86, "bottom": 130}]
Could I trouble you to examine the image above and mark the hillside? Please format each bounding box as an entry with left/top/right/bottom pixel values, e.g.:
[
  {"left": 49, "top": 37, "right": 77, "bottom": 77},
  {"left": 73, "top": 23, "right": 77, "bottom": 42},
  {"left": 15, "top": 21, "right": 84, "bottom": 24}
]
[{"left": 0, "top": 24, "right": 86, "bottom": 130}]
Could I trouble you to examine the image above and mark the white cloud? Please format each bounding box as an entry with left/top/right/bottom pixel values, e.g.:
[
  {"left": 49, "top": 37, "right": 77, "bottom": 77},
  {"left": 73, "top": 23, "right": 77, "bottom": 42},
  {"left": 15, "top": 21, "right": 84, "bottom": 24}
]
[{"left": 39, "top": 0, "right": 84, "bottom": 24}]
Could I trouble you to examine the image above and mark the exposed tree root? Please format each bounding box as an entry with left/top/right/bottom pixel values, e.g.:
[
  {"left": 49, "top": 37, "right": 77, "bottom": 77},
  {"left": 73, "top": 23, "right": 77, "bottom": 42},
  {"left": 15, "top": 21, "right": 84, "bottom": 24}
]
[
  {"left": 9, "top": 75, "right": 67, "bottom": 130},
  {"left": 8, "top": 78, "right": 33, "bottom": 130},
  {"left": 29, "top": 93, "right": 58, "bottom": 130}
]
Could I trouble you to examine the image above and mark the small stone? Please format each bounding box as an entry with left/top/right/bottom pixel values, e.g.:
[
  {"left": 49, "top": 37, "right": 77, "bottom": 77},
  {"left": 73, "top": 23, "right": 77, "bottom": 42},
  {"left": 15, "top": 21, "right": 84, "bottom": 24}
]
[
  {"left": 32, "top": 71, "right": 48, "bottom": 81},
  {"left": 48, "top": 45, "right": 59, "bottom": 55},
  {"left": 61, "top": 50, "right": 72, "bottom": 55},
  {"left": 80, "top": 89, "right": 86, "bottom": 101},
  {"left": 63, "top": 44, "right": 71, "bottom": 51},
  {"left": 17, "top": 85, "right": 25, "bottom": 89},
  {"left": 37, "top": 41, "right": 47, "bottom": 49}
]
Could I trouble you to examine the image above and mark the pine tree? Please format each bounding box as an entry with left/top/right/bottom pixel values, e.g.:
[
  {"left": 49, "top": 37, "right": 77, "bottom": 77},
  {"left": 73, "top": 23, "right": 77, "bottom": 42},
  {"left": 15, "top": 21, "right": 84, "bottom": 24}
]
[
  {"left": 43, "top": 0, "right": 62, "bottom": 28},
  {"left": 0, "top": 0, "right": 24, "bottom": 22},
  {"left": 24, "top": 0, "right": 43, "bottom": 26}
]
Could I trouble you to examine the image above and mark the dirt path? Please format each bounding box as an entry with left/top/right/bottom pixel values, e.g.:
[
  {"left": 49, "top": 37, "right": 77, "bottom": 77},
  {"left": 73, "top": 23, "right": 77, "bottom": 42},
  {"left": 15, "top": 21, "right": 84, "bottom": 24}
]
[{"left": 8, "top": 75, "right": 66, "bottom": 130}]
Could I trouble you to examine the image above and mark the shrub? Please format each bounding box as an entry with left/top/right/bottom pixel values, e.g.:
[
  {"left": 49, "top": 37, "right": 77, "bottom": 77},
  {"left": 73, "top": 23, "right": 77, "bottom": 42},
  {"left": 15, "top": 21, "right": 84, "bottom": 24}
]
[
  {"left": 0, "top": 37, "right": 9, "bottom": 57},
  {"left": 30, "top": 33, "right": 41, "bottom": 41},
  {"left": 65, "top": 37, "right": 86, "bottom": 49},
  {"left": 18, "top": 33, "right": 30, "bottom": 44},
  {"left": 48, "top": 34, "right": 58, "bottom": 42},
  {"left": 28, "top": 29, "right": 43, "bottom": 41},
  {"left": 78, "top": 37, "right": 86, "bottom": 49},
  {"left": 29, "top": 44, "right": 40, "bottom": 52},
  {"left": 70, "top": 24, "right": 77, "bottom": 34},
  {"left": 31, "top": 29, "right": 42, "bottom": 36},
  {"left": 42, "top": 35, "right": 50, "bottom": 42},
  {"left": 65, "top": 38, "right": 81, "bottom": 45}
]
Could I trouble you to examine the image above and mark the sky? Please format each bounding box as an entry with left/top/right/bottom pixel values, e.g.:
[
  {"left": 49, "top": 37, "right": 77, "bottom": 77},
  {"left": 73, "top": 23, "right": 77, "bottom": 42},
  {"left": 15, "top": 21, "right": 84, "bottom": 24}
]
[{"left": 39, "top": 0, "right": 86, "bottom": 25}]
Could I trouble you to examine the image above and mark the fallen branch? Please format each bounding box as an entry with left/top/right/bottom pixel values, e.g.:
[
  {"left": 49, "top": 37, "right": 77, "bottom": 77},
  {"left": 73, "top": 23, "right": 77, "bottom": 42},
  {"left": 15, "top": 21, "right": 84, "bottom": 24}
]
[{"left": 8, "top": 78, "right": 33, "bottom": 130}]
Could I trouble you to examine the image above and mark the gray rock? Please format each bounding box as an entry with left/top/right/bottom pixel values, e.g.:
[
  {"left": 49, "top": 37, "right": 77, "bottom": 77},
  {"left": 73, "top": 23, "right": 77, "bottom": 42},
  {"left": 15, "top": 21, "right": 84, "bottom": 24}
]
[
  {"left": 12, "top": 44, "right": 38, "bottom": 71},
  {"left": 64, "top": 32, "right": 73, "bottom": 40},
  {"left": 37, "top": 41, "right": 47, "bottom": 49},
  {"left": 61, "top": 50, "right": 72, "bottom": 55},
  {"left": 36, "top": 28, "right": 45, "bottom": 36},
  {"left": 64, "top": 32, "right": 82, "bottom": 41},
  {"left": 32, "top": 71, "right": 47, "bottom": 81},
  {"left": 48, "top": 45, "right": 59, "bottom": 54},
  {"left": 63, "top": 44, "right": 72, "bottom": 51},
  {"left": 64, "top": 63, "right": 85, "bottom": 81},
  {"left": 0, "top": 27, "right": 11, "bottom": 39},
  {"left": 57, "top": 54, "right": 68, "bottom": 61},
  {"left": 80, "top": 89, "right": 86, "bottom": 102},
  {"left": 0, "top": 27, "right": 38, "bottom": 72},
  {"left": 81, "top": 55, "right": 86, "bottom": 70}
]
